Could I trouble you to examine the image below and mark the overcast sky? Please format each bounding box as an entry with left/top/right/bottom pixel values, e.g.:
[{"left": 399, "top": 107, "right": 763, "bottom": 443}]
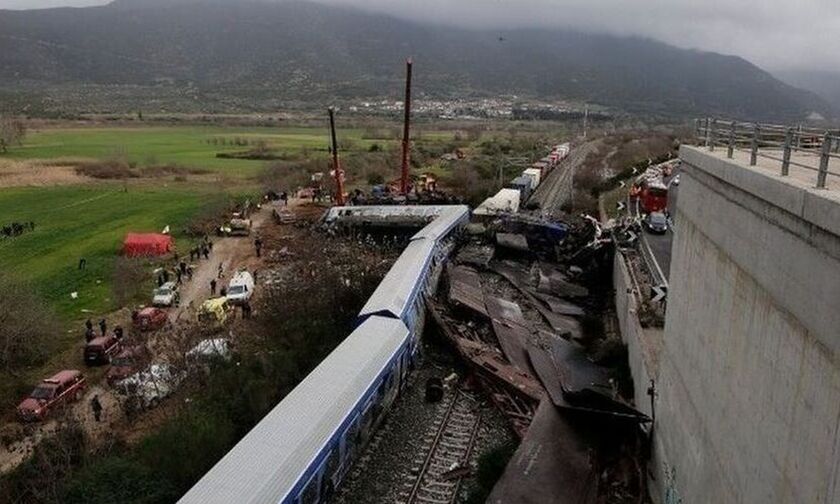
[{"left": 1, "top": 0, "right": 837, "bottom": 72}]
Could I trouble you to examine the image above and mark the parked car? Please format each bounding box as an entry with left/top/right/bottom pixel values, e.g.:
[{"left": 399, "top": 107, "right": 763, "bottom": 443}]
[
  {"left": 152, "top": 281, "right": 180, "bottom": 307},
  {"left": 225, "top": 271, "right": 254, "bottom": 305},
  {"left": 132, "top": 307, "right": 168, "bottom": 332},
  {"left": 17, "top": 370, "right": 87, "bottom": 422},
  {"left": 84, "top": 333, "right": 123, "bottom": 366},
  {"left": 106, "top": 346, "right": 149, "bottom": 386},
  {"left": 115, "top": 363, "right": 184, "bottom": 412},
  {"left": 198, "top": 297, "right": 232, "bottom": 326},
  {"left": 643, "top": 212, "right": 669, "bottom": 234},
  {"left": 186, "top": 338, "right": 232, "bottom": 363}
]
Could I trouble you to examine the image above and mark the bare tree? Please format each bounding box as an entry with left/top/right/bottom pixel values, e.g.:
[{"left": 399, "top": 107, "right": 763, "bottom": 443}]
[
  {"left": 112, "top": 257, "right": 148, "bottom": 307},
  {"left": 0, "top": 116, "right": 26, "bottom": 153},
  {"left": 0, "top": 274, "right": 57, "bottom": 374}
]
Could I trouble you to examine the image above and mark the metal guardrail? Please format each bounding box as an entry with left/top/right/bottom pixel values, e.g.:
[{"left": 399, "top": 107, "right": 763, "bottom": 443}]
[{"left": 695, "top": 118, "right": 840, "bottom": 188}]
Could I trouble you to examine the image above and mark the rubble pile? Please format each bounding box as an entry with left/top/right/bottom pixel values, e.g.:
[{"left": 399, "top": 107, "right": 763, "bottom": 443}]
[{"left": 429, "top": 213, "right": 652, "bottom": 503}]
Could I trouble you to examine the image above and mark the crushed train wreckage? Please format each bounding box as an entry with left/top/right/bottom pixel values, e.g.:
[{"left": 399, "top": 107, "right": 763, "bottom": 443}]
[{"left": 324, "top": 206, "right": 651, "bottom": 503}]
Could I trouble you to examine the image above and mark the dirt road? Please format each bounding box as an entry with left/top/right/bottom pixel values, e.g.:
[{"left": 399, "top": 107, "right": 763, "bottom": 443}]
[
  {"left": 173, "top": 206, "right": 271, "bottom": 323},
  {"left": 0, "top": 201, "right": 285, "bottom": 475}
]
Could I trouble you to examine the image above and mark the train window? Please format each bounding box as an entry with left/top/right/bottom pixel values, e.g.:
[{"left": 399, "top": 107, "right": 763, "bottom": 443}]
[
  {"left": 359, "top": 405, "right": 374, "bottom": 443},
  {"left": 344, "top": 419, "right": 360, "bottom": 459},
  {"left": 325, "top": 446, "right": 341, "bottom": 481},
  {"left": 299, "top": 473, "right": 319, "bottom": 504}
]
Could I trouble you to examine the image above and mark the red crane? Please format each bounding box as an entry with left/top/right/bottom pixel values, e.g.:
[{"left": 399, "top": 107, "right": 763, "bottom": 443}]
[
  {"left": 328, "top": 107, "right": 345, "bottom": 206},
  {"left": 400, "top": 58, "right": 413, "bottom": 195}
]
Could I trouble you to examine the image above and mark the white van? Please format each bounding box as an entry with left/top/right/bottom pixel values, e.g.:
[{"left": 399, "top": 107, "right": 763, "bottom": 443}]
[{"left": 225, "top": 271, "right": 254, "bottom": 305}]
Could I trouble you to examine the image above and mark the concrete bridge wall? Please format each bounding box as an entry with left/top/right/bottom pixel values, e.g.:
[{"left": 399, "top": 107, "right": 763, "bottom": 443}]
[{"left": 653, "top": 146, "right": 840, "bottom": 503}]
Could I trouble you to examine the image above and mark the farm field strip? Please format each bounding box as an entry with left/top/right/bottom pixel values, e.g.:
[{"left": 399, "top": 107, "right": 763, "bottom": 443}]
[{"left": 0, "top": 186, "right": 209, "bottom": 319}]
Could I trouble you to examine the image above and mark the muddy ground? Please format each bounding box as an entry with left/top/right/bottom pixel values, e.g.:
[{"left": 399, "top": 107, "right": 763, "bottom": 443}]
[{"left": 0, "top": 199, "right": 301, "bottom": 474}]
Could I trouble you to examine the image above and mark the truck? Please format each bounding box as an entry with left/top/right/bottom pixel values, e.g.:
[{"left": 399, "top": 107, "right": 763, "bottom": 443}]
[
  {"left": 225, "top": 271, "right": 255, "bottom": 305},
  {"left": 84, "top": 333, "right": 123, "bottom": 366},
  {"left": 220, "top": 218, "right": 252, "bottom": 237},
  {"left": 638, "top": 179, "right": 669, "bottom": 214},
  {"left": 17, "top": 370, "right": 87, "bottom": 422}
]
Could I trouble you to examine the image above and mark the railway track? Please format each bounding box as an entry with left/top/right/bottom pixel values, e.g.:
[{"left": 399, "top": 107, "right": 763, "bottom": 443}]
[
  {"left": 530, "top": 139, "right": 599, "bottom": 217},
  {"left": 400, "top": 389, "right": 481, "bottom": 504}
]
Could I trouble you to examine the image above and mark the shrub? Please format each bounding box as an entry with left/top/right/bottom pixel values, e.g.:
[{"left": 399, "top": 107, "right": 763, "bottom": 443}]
[
  {"left": 0, "top": 273, "right": 60, "bottom": 373},
  {"left": 62, "top": 456, "right": 176, "bottom": 504},
  {"left": 75, "top": 160, "right": 136, "bottom": 179},
  {"left": 112, "top": 257, "right": 148, "bottom": 307},
  {"left": 0, "top": 422, "right": 87, "bottom": 504}
]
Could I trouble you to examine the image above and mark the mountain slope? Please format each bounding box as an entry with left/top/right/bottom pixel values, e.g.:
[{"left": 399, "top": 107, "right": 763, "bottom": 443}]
[
  {"left": 0, "top": 0, "right": 830, "bottom": 120},
  {"left": 774, "top": 69, "right": 840, "bottom": 112}
]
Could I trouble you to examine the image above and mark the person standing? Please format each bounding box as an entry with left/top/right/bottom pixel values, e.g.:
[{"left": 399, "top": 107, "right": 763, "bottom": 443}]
[
  {"left": 90, "top": 395, "right": 103, "bottom": 423},
  {"left": 217, "top": 262, "right": 224, "bottom": 279},
  {"left": 254, "top": 237, "right": 263, "bottom": 258},
  {"left": 98, "top": 319, "right": 107, "bottom": 337},
  {"left": 210, "top": 278, "right": 217, "bottom": 295}
]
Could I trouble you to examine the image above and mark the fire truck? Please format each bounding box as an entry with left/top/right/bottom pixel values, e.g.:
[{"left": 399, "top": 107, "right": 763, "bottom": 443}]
[{"left": 636, "top": 179, "right": 669, "bottom": 213}]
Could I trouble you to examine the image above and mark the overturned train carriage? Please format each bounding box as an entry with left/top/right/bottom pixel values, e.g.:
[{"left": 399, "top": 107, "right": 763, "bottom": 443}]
[{"left": 178, "top": 206, "right": 469, "bottom": 504}]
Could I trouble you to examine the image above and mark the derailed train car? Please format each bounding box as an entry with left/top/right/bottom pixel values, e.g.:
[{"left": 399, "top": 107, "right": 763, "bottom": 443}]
[{"left": 178, "top": 205, "right": 469, "bottom": 504}]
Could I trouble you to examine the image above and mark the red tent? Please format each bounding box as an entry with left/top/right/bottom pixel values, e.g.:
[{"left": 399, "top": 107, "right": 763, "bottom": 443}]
[{"left": 122, "top": 233, "right": 173, "bottom": 257}]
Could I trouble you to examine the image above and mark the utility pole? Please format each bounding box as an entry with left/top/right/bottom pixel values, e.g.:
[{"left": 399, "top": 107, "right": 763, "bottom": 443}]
[
  {"left": 400, "top": 58, "right": 413, "bottom": 196},
  {"left": 328, "top": 107, "right": 345, "bottom": 206}
]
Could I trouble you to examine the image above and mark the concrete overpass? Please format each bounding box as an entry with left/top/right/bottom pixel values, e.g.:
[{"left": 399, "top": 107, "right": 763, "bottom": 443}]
[{"left": 644, "top": 134, "right": 840, "bottom": 502}]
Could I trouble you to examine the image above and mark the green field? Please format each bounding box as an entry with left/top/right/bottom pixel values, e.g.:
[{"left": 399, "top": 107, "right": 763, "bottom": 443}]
[
  {"left": 5, "top": 125, "right": 396, "bottom": 176},
  {"left": 0, "top": 185, "right": 215, "bottom": 320}
]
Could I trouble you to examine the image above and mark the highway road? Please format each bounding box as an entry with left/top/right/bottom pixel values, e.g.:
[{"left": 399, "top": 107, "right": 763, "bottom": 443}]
[{"left": 630, "top": 166, "right": 680, "bottom": 282}]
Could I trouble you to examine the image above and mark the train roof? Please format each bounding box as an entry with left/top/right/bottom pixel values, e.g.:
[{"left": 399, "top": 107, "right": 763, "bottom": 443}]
[
  {"left": 359, "top": 238, "right": 435, "bottom": 320},
  {"left": 409, "top": 205, "right": 469, "bottom": 242},
  {"left": 323, "top": 205, "right": 457, "bottom": 223},
  {"left": 178, "top": 316, "right": 409, "bottom": 504}
]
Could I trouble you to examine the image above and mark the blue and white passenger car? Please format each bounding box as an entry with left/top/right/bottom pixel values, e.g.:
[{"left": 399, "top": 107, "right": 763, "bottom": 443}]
[{"left": 179, "top": 205, "right": 469, "bottom": 504}]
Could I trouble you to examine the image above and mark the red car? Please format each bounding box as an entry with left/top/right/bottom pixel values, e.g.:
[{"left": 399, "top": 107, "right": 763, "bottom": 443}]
[
  {"left": 132, "top": 307, "right": 168, "bottom": 332},
  {"left": 106, "top": 346, "right": 149, "bottom": 386},
  {"left": 84, "top": 334, "right": 122, "bottom": 366},
  {"left": 17, "top": 370, "right": 87, "bottom": 422}
]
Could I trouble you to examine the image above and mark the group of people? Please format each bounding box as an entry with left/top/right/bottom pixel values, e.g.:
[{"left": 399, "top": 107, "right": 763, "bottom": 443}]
[
  {"left": 265, "top": 190, "right": 289, "bottom": 206},
  {"left": 188, "top": 235, "right": 214, "bottom": 262},
  {"left": 84, "top": 318, "right": 123, "bottom": 342},
  {"left": 157, "top": 257, "right": 193, "bottom": 287},
  {"left": 1, "top": 221, "right": 35, "bottom": 239}
]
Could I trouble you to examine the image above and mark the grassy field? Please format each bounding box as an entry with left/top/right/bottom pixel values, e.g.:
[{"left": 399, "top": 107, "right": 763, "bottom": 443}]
[
  {"left": 3, "top": 125, "right": 400, "bottom": 177},
  {"left": 0, "top": 185, "right": 217, "bottom": 321}
]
